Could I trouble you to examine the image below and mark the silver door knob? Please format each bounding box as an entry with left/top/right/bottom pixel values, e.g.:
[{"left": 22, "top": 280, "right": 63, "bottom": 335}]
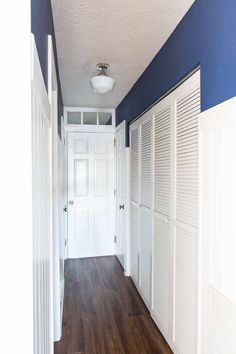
[
  {"left": 119, "top": 204, "right": 125, "bottom": 210},
  {"left": 69, "top": 200, "right": 74, "bottom": 205}
]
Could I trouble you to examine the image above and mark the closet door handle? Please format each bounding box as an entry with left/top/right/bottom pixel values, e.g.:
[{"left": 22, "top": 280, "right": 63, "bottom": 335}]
[{"left": 119, "top": 204, "right": 125, "bottom": 210}]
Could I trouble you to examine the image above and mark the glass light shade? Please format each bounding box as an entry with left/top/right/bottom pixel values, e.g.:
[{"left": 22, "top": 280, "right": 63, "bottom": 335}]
[{"left": 90, "top": 74, "right": 115, "bottom": 94}]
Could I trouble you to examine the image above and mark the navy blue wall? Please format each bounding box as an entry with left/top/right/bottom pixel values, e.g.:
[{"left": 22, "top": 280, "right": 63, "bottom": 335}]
[
  {"left": 31, "top": 0, "right": 63, "bottom": 136},
  {"left": 116, "top": 0, "right": 236, "bottom": 145}
]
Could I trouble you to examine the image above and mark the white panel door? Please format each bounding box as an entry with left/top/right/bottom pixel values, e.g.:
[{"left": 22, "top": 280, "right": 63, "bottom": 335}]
[
  {"left": 152, "top": 94, "right": 173, "bottom": 340},
  {"left": 115, "top": 121, "right": 126, "bottom": 268},
  {"left": 68, "top": 132, "right": 114, "bottom": 258},
  {"left": 173, "top": 71, "right": 200, "bottom": 354},
  {"left": 199, "top": 97, "right": 236, "bottom": 354}
]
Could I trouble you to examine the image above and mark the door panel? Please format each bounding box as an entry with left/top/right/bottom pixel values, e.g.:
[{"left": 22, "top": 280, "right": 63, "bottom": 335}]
[
  {"left": 173, "top": 71, "right": 200, "bottom": 354},
  {"left": 68, "top": 132, "right": 114, "bottom": 258},
  {"left": 130, "top": 127, "right": 139, "bottom": 203},
  {"left": 153, "top": 213, "right": 171, "bottom": 336},
  {"left": 173, "top": 222, "right": 198, "bottom": 353},
  {"left": 131, "top": 202, "right": 140, "bottom": 286},
  {"left": 140, "top": 207, "right": 152, "bottom": 307},
  {"left": 141, "top": 119, "right": 152, "bottom": 209}
]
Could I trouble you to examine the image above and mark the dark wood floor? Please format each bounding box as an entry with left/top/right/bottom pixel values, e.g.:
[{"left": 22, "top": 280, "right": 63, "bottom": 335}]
[{"left": 54, "top": 256, "right": 172, "bottom": 354}]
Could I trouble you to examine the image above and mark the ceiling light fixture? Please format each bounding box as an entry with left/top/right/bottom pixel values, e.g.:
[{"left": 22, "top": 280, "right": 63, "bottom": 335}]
[{"left": 90, "top": 63, "right": 115, "bottom": 94}]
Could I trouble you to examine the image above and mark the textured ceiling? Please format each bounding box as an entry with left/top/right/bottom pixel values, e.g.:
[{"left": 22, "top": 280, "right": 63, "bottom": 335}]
[{"left": 51, "top": 0, "right": 195, "bottom": 108}]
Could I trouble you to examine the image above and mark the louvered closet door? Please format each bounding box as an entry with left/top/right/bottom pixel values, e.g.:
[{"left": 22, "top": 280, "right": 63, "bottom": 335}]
[
  {"left": 152, "top": 95, "right": 173, "bottom": 338},
  {"left": 130, "top": 125, "right": 140, "bottom": 286},
  {"left": 173, "top": 71, "right": 200, "bottom": 354},
  {"left": 141, "top": 116, "right": 152, "bottom": 208},
  {"left": 140, "top": 115, "right": 152, "bottom": 307},
  {"left": 130, "top": 127, "right": 139, "bottom": 203}
]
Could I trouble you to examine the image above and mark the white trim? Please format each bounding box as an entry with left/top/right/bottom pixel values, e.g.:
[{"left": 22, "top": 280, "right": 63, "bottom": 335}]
[
  {"left": 64, "top": 124, "right": 115, "bottom": 133},
  {"left": 48, "top": 35, "right": 62, "bottom": 343},
  {"left": 124, "top": 148, "right": 131, "bottom": 276}
]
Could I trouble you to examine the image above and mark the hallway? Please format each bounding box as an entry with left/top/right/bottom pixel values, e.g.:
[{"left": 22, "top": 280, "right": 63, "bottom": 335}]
[{"left": 54, "top": 257, "right": 172, "bottom": 354}]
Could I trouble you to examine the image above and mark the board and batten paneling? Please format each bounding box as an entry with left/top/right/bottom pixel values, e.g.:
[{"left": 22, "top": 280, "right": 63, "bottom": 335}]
[
  {"left": 32, "top": 37, "right": 53, "bottom": 354},
  {"left": 199, "top": 97, "right": 236, "bottom": 354}
]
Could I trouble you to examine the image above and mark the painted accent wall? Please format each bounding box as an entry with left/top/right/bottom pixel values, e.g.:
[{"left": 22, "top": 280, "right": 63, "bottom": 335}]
[
  {"left": 31, "top": 0, "right": 63, "bottom": 136},
  {"left": 116, "top": 0, "right": 236, "bottom": 145}
]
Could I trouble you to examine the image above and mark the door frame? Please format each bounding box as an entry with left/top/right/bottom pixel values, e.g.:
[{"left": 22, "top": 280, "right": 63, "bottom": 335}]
[
  {"left": 48, "top": 35, "right": 61, "bottom": 342},
  {"left": 115, "top": 121, "right": 131, "bottom": 276},
  {"left": 67, "top": 127, "right": 115, "bottom": 258}
]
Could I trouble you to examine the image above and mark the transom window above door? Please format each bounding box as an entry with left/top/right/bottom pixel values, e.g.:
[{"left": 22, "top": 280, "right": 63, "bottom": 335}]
[{"left": 64, "top": 107, "right": 115, "bottom": 126}]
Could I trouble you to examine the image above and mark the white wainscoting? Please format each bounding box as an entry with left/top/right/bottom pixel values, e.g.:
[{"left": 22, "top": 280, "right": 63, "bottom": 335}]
[{"left": 32, "top": 36, "right": 53, "bottom": 354}]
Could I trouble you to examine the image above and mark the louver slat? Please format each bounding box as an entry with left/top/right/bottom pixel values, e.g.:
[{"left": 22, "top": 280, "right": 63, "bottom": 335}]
[
  {"left": 130, "top": 127, "right": 139, "bottom": 203},
  {"left": 176, "top": 87, "right": 200, "bottom": 227},
  {"left": 141, "top": 119, "right": 152, "bottom": 208},
  {"left": 154, "top": 106, "right": 171, "bottom": 216}
]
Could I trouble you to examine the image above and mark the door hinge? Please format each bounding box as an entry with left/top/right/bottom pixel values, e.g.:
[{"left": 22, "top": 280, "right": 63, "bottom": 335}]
[
  {"left": 114, "top": 235, "right": 117, "bottom": 244},
  {"left": 114, "top": 138, "right": 116, "bottom": 147},
  {"left": 64, "top": 239, "right": 67, "bottom": 247},
  {"left": 114, "top": 189, "right": 116, "bottom": 196}
]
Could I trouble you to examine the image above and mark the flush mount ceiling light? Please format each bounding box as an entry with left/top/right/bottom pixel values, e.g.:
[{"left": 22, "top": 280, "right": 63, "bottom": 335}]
[{"left": 90, "top": 63, "right": 115, "bottom": 94}]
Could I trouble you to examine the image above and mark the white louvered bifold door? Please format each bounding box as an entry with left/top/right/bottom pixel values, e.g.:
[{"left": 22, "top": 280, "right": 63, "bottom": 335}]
[
  {"left": 152, "top": 94, "right": 173, "bottom": 340},
  {"left": 130, "top": 125, "right": 141, "bottom": 286},
  {"left": 141, "top": 116, "right": 152, "bottom": 208},
  {"left": 130, "top": 126, "right": 140, "bottom": 203},
  {"left": 140, "top": 114, "right": 152, "bottom": 307},
  {"left": 173, "top": 71, "right": 200, "bottom": 354}
]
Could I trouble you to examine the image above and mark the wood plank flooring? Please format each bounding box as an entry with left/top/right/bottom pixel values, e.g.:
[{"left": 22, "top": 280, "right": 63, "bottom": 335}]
[{"left": 54, "top": 256, "right": 172, "bottom": 354}]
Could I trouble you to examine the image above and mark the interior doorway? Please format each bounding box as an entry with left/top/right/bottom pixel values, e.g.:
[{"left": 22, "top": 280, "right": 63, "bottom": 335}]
[{"left": 67, "top": 131, "right": 115, "bottom": 258}]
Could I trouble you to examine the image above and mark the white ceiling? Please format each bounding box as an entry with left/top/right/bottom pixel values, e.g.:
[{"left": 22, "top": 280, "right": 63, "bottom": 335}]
[{"left": 51, "top": 0, "right": 195, "bottom": 109}]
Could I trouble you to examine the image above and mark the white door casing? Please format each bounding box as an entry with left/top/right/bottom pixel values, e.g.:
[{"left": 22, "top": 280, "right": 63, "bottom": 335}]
[
  {"left": 48, "top": 35, "right": 62, "bottom": 342},
  {"left": 68, "top": 132, "right": 115, "bottom": 258},
  {"left": 58, "top": 137, "right": 66, "bottom": 326},
  {"left": 115, "top": 121, "right": 126, "bottom": 268}
]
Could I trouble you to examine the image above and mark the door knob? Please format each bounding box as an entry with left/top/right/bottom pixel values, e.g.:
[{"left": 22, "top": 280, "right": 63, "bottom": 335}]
[
  {"left": 69, "top": 200, "right": 74, "bottom": 205},
  {"left": 119, "top": 204, "right": 125, "bottom": 210},
  {"left": 63, "top": 207, "right": 67, "bottom": 212}
]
